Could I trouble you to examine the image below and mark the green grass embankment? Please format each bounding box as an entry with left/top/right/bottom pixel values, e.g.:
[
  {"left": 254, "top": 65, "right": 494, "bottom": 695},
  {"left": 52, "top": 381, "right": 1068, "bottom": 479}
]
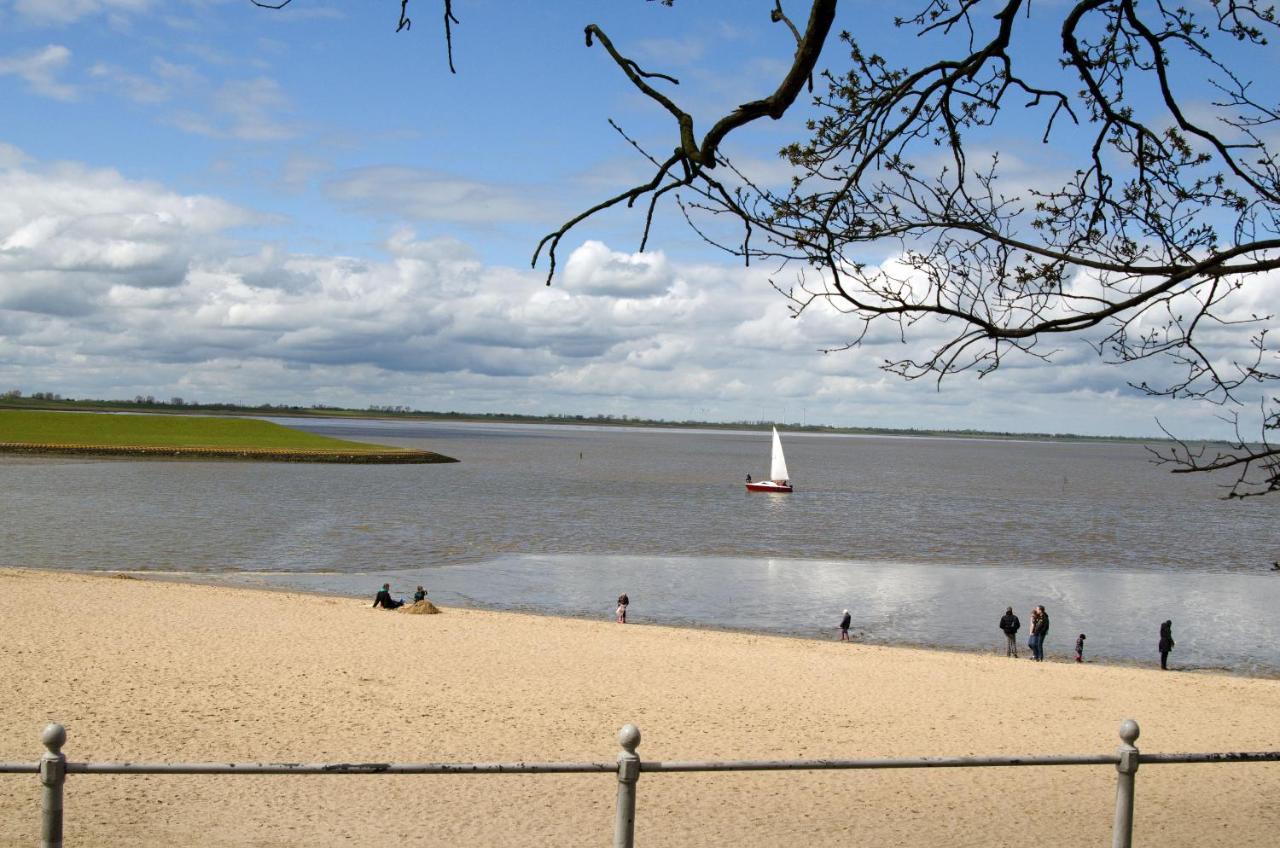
[{"left": 0, "top": 410, "right": 457, "bottom": 464}]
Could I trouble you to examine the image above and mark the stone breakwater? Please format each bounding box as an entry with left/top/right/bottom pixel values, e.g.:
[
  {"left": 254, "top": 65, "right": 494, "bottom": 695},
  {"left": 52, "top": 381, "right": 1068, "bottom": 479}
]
[{"left": 0, "top": 442, "right": 458, "bottom": 464}]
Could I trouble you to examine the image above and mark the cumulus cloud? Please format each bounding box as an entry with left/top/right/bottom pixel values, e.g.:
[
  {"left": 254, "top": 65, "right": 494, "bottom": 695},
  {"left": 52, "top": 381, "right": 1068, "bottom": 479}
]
[
  {"left": 562, "top": 241, "right": 674, "bottom": 297},
  {"left": 0, "top": 44, "right": 76, "bottom": 100},
  {"left": 0, "top": 161, "right": 255, "bottom": 317},
  {"left": 0, "top": 155, "right": 1266, "bottom": 438}
]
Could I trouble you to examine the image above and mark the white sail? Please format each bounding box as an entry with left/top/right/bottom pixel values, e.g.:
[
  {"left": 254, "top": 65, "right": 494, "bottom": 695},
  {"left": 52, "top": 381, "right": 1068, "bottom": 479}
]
[{"left": 769, "top": 427, "right": 789, "bottom": 481}]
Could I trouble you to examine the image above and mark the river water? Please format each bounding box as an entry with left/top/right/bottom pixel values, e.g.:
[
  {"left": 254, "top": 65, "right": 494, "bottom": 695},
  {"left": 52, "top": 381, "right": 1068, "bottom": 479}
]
[{"left": 3, "top": 418, "right": 1278, "bottom": 673}]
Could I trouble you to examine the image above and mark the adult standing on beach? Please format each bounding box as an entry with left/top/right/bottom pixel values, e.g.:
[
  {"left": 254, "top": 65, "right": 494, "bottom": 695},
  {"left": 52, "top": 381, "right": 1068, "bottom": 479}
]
[
  {"left": 999, "top": 607, "right": 1021, "bottom": 657},
  {"left": 1033, "top": 605, "right": 1050, "bottom": 661},
  {"left": 617, "top": 593, "right": 629, "bottom": 624},
  {"left": 1027, "top": 606, "right": 1041, "bottom": 660},
  {"left": 1159, "top": 620, "right": 1175, "bottom": 670},
  {"left": 839, "top": 609, "right": 851, "bottom": 641}
]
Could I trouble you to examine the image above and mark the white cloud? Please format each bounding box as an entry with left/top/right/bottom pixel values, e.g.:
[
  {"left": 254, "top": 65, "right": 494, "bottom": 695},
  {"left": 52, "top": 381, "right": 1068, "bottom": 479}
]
[
  {"left": 0, "top": 44, "right": 76, "bottom": 100},
  {"left": 325, "top": 166, "right": 550, "bottom": 224},
  {"left": 0, "top": 155, "right": 1270, "bottom": 438},
  {"left": 170, "top": 76, "right": 297, "bottom": 141},
  {"left": 562, "top": 241, "right": 674, "bottom": 297},
  {"left": 89, "top": 61, "right": 169, "bottom": 103},
  {"left": 0, "top": 161, "right": 255, "bottom": 317},
  {"left": 12, "top": 0, "right": 150, "bottom": 26},
  {"left": 0, "top": 141, "right": 30, "bottom": 168}
]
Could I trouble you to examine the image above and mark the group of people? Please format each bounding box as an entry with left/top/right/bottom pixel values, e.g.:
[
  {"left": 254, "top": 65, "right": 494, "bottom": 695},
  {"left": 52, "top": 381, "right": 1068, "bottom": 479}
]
[
  {"left": 996, "top": 605, "right": 1175, "bottom": 669},
  {"left": 375, "top": 582, "right": 1178, "bottom": 670},
  {"left": 371, "top": 583, "right": 428, "bottom": 610},
  {"left": 998, "top": 606, "right": 1055, "bottom": 661}
]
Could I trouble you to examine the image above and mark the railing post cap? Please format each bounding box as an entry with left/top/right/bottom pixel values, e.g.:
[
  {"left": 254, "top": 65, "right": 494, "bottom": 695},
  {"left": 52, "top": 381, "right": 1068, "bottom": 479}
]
[
  {"left": 1118, "top": 719, "right": 1140, "bottom": 746},
  {"left": 618, "top": 724, "right": 641, "bottom": 753},
  {"left": 42, "top": 723, "right": 66, "bottom": 755}
]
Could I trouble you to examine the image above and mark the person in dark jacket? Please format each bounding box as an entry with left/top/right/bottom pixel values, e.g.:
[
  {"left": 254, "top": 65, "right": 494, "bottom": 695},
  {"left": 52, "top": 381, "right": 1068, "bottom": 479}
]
[
  {"left": 999, "top": 607, "right": 1021, "bottom": 657},
  {"left": 839, "top": 609, "right": 852, "bottom": 641},
  {"left": 1159, "top": 620, "right": 1175, "bottom": 670},
  {"left": 412, "top": 586, "right": 427, "bottom": 603},
  {"left": 372, "top": 583, "right": 403, "bottom": 609},
  {"left": 1030, "top": 605, "right": 1050, "bottom": 661}
]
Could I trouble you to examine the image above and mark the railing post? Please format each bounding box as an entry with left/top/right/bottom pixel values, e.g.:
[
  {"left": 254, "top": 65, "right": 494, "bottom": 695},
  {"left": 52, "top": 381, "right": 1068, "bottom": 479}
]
[
  {"left": 39, "top": 723, "right": 66, "bottom": 848},
  {"left": 613, "top": 724, "right": 641, "bottom": 848},
  {"left": 1111, "top": 719, "right": 1140, "bottom": 848}
]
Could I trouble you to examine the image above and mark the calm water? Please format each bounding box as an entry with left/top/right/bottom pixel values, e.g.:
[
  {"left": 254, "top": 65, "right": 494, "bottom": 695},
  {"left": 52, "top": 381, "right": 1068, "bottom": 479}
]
[{"left": 3, "top": 419, "right": 1278, "bottom": 672}]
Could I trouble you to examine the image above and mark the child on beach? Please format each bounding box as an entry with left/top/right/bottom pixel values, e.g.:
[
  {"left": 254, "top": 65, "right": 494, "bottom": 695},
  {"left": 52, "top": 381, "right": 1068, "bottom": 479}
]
[
  {"left": 616, "top": 593, "right": 629, "bottom": 623},
  {"left": 839, "top": 609, "right": 851, "bottom": 641},
  {"left": 1075, "top": 633, "right": 1086, "bottom": 663}
]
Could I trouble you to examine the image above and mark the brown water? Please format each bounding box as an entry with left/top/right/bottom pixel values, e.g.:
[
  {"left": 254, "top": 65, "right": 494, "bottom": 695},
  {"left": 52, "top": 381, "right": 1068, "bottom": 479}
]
[{"left": 2, "top": 419, "right": 1277, "bottom": 671}]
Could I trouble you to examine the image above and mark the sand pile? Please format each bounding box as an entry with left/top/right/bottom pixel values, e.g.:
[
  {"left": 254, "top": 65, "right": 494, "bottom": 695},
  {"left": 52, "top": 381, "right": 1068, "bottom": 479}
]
[{"left": 397, "top": 599, "right": 441, "bottom": 614}]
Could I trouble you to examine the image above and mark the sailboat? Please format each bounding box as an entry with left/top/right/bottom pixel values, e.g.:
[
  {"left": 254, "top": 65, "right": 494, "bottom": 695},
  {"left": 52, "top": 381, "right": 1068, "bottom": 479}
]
[{"left": 745, "top": 427, "right": 793, "bottom": 493}]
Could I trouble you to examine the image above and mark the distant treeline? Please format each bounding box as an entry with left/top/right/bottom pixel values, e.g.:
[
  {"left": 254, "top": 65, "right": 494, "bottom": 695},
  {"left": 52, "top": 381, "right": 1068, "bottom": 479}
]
[{"left": 0, "top": 390, "right": 1168, "bottom": 444}]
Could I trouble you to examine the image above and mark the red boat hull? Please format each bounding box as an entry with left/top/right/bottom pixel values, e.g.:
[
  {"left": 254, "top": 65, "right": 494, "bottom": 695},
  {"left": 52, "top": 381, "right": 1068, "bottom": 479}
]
[{"left": 746, "top": 481, "right": 793, "bottom": 493}]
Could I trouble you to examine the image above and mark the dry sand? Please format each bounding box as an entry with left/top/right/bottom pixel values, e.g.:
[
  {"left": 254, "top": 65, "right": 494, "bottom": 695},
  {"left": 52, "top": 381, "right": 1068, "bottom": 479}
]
[{"left": 1, "top": 567, "right": 1277, "bottom": 847}]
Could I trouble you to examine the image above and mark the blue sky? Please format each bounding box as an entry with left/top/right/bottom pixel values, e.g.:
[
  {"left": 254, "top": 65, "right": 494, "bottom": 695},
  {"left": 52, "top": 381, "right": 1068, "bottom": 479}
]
[{"left": 0, "top": 0, "right": 1275, "bottom": 438}]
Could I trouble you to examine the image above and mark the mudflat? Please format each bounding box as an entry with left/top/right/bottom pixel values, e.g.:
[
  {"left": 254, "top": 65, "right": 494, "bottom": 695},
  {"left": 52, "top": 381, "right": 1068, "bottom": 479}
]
[{"left": 1, "top": 568, "right": 1276, "bottom": 847}]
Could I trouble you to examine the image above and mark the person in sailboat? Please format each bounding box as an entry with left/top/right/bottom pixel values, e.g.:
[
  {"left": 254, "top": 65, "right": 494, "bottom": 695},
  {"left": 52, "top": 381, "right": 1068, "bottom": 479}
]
[{"left": 745, "top": 473, "right": 752, "bottom": 483}]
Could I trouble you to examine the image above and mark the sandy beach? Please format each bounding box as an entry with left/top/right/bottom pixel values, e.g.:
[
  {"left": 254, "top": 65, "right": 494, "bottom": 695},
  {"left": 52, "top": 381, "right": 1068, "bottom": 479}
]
[{"left": 1, "top": 568, "right": 1277, "bottom": 847}]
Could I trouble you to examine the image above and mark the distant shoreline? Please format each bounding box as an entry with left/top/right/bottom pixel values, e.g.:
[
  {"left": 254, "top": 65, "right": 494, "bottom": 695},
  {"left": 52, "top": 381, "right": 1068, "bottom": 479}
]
[{"left": 0, "top": 396, "right": 1185, "bottom": 445}]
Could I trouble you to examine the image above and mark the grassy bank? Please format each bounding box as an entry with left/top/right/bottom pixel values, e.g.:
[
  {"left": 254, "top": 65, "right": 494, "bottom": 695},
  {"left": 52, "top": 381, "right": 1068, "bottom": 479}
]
[{"left": 0, "top": 410, "right": 456, "bottom": 463}]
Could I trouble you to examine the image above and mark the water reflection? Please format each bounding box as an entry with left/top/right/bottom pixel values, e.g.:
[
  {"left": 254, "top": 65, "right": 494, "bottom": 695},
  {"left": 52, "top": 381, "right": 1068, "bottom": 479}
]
[{"left": 161, "top": 553, "right": 1280, "bottom": 675}]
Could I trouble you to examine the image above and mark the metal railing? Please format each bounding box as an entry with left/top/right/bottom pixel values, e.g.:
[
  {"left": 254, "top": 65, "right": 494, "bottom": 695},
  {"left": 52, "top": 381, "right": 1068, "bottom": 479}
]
[{"left": 2, "top": 719, "right": 1278, "bottom": 848}]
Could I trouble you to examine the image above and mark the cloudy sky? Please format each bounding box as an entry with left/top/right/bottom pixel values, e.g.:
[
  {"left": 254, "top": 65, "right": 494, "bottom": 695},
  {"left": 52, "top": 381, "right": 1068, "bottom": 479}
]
[{"left": 0, "top": 0, "right": 1274, "bottom": 438}]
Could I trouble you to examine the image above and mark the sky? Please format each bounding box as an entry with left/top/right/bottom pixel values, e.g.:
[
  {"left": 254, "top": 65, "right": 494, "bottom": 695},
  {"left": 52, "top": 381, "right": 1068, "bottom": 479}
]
[{"left": 0, "top": 0, "right": 1276, "bottom": 438}]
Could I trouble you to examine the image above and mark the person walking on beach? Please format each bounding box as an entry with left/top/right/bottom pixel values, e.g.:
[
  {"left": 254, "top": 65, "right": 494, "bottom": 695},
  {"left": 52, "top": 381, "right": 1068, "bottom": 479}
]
[
  {"left": 616, "top": 593, "right": 629, "bottom": 623},
  {"left": 372, "top": 583, "right": 403, "bottom": 610},
  {"left": 1075, "top": 633, "right": 1086, "bottom": 663},
  {"left": 999, "top": 607, "right": 1021, "bottom": 657},
  {"left": 839, "top": 609, "right": 851, "bottom": 641},
  {"left": 1159, "top": 620, "right": 1175, "bottom": 670}
]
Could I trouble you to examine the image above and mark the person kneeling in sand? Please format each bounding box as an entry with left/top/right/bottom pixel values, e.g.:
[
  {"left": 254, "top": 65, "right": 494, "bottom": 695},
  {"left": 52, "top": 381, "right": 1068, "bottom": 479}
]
[
  {"left": 413, "top": 585, "right": 427, "bottom": 603},
  {"left": 372, "top": 583, "right": 404, "bottom": 610}
]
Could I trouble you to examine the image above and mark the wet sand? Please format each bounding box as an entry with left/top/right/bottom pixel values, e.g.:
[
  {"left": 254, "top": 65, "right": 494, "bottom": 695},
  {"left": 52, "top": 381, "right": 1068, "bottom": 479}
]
[{"left": 1, "top": 568, "right": 1277, "bottom": 847}]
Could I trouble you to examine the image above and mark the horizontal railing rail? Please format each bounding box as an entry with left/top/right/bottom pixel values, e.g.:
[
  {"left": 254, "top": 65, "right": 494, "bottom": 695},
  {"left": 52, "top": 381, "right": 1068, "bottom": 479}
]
[{"left": 4, "top": 720, "right": 1277, "bottom": 848}]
